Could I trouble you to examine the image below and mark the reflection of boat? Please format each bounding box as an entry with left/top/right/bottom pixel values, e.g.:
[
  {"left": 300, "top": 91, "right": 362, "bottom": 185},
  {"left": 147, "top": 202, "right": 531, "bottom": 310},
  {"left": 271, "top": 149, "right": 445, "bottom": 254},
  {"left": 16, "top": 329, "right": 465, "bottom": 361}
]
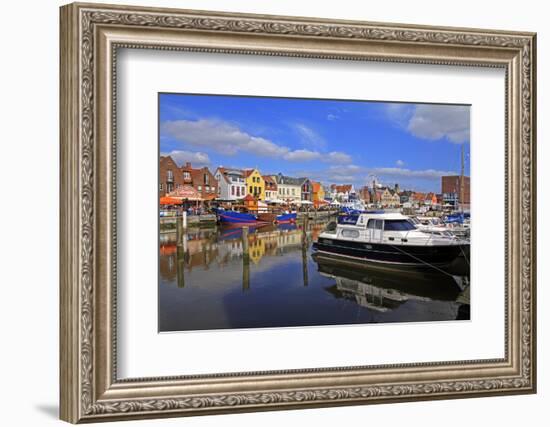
[
  {"left": 313, "top": 252, "right": 464, "bottom": 303},
  {"left": 313, "top": 212, "right": 469, "bottom": 267}
]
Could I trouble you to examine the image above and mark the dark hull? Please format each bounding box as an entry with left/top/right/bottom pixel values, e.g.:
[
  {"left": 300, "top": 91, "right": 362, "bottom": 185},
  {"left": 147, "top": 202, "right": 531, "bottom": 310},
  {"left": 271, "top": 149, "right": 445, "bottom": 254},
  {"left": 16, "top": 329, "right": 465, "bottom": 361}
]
[{"left": 313, "top": 237, "right": 468, "bottom": 266}]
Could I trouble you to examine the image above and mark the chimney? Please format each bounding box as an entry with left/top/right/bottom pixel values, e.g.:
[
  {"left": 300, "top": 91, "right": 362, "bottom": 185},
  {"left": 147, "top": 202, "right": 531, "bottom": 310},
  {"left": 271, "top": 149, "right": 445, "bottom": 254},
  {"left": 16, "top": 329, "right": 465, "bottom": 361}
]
[{"left": 185, "top": 162, "right": 191, "bottom": 169}]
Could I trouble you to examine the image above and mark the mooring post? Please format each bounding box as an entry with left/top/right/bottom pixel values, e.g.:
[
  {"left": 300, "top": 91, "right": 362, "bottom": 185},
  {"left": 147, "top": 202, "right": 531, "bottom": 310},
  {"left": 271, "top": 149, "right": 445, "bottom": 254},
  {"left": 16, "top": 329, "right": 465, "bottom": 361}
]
[
  {"left": 242, "top": 226, "right": 249, "bottom": 256},
  {"left": 242, "top": 226, "right": 250, "bottom": 291},
  {"left": 176, "top": 214, "right": 182, "bottom": 247},
  {"left": 177, "top": 245, "right": 185, "bottom": 288},
  {"left": 182, "top": 211, "right": 187, "bottom": 230}
]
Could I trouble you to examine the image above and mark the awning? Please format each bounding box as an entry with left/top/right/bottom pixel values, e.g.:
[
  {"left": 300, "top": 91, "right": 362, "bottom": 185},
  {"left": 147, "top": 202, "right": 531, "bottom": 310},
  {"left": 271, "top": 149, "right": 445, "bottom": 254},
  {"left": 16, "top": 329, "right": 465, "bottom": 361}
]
[
  {"left": 160, "top": 196, "right": 183, "bottom": 205},
  {"left": 167, "top": 185, "right": 202, "bottom": 201}
]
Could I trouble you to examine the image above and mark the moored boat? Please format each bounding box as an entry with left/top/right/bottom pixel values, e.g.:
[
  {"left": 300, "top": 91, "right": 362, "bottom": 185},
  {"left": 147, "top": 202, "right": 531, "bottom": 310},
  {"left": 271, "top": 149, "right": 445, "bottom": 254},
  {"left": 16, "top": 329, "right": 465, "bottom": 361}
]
[
  {"left": 313, "top": 212, "right": 469, "bottom": 267},
  {"left": 216, "top": 209, "right": 262, "bottom": 225},
  {"left": 276, "top": 212, "right": 297, "bottom": 224}
]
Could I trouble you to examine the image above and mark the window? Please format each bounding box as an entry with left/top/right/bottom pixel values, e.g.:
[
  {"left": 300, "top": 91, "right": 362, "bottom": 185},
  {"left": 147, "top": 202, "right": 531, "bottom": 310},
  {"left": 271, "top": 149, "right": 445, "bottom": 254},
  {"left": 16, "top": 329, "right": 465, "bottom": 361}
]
[
  {"left": 159, "top": 183, "right": 163, "bottom": 190},
  {"left": 384, "top": 220, "right": 416, "bottom": 231},
  {"left": 341, "top": 229, "right": 360, "bottom": 238},
  {"left": 292, "top": 188, "right": 295, "bottom": 195},
  {"left": 231, "top": 186, "right": 235, "bottom": 196},
  {"left": 204, "top": 174, "right": 209, "bottom": 184},
  {"left": 167, "top": 170, "right": 173, "bottom": 181},
  {"left": 198, "top": 185, "right": 202, "bottom": 191},
  {"left": 183, "top": 171, "right": 190, "bottom": 180},
  {"left": 367, "top": 219, "right": 384, "bottom": 230},
  {"left": 250, "top": 186, "right": 253, "bottom": 193}
]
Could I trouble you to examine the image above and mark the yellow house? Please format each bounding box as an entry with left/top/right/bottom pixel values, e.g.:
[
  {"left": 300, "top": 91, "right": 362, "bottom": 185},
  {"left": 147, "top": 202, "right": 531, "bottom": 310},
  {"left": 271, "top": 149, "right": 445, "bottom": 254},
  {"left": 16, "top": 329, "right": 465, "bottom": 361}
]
[{"left": 244, "top": 169, "right": 265, "bottom": 200}]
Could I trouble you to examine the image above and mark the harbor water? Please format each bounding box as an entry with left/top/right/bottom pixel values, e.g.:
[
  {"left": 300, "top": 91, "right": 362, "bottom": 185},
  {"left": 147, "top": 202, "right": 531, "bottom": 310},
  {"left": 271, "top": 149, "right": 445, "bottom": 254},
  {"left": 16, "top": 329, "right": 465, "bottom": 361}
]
[{"left": 159, "top": 218, "right": 470, "bottom": 332}]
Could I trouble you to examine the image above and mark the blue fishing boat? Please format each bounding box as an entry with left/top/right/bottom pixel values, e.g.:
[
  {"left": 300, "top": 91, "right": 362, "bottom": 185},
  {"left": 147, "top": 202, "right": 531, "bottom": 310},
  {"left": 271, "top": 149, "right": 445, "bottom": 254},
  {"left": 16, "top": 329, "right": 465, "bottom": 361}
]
[{"left": 216, "top": 210, "right": 260, "bottom": 225}]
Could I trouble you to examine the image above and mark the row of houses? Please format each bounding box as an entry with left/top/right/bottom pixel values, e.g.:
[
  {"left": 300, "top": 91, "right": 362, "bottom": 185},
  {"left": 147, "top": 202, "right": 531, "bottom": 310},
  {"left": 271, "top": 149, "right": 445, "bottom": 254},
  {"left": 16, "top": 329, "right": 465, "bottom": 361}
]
[
  {"left": 328, "top": 183, "right": 443, "bottom": 208},
  {"left": 159, "top": 156, "right": 326, "bottom": 205},
  {"left": 160, "top": 156, "right": 468, "bottom": 209}
]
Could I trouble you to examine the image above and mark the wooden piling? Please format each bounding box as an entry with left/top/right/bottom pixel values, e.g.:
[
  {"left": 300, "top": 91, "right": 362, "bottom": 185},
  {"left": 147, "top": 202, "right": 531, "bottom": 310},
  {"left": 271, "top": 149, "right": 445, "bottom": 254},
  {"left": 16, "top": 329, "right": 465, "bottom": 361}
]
[
  {"left": 177, "top": 245, "right": 185, "bottom": 288},
  {"left": 242, "top": 226, "right": 250, "bottom": 291},
  {"left": 242, "top": 226, "right": 249, "bottom": 256}
]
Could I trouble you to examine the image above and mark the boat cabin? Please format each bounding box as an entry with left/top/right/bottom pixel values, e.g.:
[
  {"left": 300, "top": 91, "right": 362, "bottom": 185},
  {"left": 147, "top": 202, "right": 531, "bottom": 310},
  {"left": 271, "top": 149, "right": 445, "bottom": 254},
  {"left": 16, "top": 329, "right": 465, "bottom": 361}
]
[{"left": 326, "top": 212, "right": 454, "bottom": 246}]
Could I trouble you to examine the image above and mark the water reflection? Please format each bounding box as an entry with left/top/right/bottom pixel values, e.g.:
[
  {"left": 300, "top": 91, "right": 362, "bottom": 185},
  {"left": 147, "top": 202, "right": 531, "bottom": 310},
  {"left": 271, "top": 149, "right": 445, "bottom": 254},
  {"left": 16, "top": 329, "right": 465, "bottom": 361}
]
[{"left": 159, "top": 220, "right": 470, "bottom": 332}]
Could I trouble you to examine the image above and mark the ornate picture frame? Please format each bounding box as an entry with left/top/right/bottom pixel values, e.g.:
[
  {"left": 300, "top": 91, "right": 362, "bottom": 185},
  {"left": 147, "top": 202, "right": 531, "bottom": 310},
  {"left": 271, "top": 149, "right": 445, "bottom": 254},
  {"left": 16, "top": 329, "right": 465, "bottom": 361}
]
[{"left": 60, "top": 2, "right": 536, "bottom": 423}]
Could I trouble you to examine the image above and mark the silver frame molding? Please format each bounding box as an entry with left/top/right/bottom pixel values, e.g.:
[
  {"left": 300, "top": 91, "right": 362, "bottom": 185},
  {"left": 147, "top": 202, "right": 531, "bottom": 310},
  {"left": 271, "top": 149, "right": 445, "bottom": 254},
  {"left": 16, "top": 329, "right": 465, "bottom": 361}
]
[{"left": 60, "top": 2, "right": 537, "bottom": 423}]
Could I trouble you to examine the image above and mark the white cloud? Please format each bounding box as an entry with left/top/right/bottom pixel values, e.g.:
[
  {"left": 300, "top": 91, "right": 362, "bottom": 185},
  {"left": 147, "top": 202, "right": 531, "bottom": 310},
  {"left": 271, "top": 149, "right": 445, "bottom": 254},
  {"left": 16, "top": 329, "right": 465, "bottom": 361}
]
[
  {"left": 161, "top": 119, "right": 352, "bottom": 164},
  {"left": 369, "top": 167, "right": 457, "bottom": 179},
  {"left": 384, "top": 103, "right": 470, "bottom": 143},
  {"left": 161, "top": 119, "right": 288, "bottom": 157},
  {"left": 327, "top": 113, "right": 339, "bottom": 121},
  {"left": 396, "top": 159, "right": 405, "bottom": 167},
  {"left": 294, "top": 164, "right": 457, "bottom": 191},
  {"left": 293, "top": 123, "right": 327, "bottom": 150},
  {"left": 162, "top": 150, "right": 211, "bottom": 166},
  {"left": 326, "top": 151, "right": 353, "bottom": 164},
  {"left": 407, "top": 105, "right": 470, "bottom": 143},
  {"left": 283, "top": 149, "right": 321, "bottom": 162}
]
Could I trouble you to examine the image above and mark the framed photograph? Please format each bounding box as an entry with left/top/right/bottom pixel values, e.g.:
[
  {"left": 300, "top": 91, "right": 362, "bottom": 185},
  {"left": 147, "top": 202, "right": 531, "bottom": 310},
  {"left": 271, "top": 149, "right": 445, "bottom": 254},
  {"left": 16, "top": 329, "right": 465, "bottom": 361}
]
[{"left": 60, "top": 2, "right": 537, "bottom": 423}]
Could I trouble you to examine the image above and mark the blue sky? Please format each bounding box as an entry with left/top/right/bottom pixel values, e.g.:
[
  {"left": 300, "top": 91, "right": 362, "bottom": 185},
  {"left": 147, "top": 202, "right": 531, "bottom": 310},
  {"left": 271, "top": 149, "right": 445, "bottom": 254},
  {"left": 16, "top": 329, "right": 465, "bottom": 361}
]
[{"left": 159, "top": 93, "right": 470, "bottom": 192}]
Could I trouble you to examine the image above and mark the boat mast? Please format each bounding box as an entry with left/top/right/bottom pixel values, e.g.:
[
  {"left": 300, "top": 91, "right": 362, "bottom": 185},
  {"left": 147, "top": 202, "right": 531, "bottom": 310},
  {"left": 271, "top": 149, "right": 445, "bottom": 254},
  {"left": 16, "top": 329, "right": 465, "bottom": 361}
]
[{"left": 460, "top": 144, "right": 465, "bottom": 213}]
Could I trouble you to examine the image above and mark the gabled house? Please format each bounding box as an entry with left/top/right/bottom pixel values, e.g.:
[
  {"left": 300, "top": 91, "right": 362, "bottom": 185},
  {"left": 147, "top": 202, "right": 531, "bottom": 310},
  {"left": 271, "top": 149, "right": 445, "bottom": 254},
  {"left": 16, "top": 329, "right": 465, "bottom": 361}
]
[
  {"left": 272, "top": 173, "right": 302, "bottom": 203},
  {"left": 180, "top": 162, "right": 218, "bottom": 201},
  {"left": 299, "top": 178, "right": 313, "bottom": 201},
  {"left": 244, "top": 169, "right": 265, "bottom": 200},
  {"left": 263, "top": 175, "right": 278, "bottom": 201},
  {"left": 215, "top": 167, "right": 247, "bottom": 201},
  {"left": 159, "top": 156, "right": 182, "bottom": 196}
]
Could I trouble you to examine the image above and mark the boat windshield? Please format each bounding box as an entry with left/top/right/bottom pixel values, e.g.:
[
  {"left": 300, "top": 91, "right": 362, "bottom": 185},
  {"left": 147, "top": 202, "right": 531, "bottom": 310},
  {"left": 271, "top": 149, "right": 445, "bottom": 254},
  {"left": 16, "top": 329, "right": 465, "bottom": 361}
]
[{"left": 384, "top": 220, "right": 416, "bottom": 231}]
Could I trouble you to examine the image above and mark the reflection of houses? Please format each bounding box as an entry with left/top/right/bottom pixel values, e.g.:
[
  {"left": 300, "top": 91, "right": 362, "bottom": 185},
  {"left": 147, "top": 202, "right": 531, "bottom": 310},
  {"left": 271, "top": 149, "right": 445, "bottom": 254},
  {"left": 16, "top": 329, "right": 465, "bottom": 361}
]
[
  {"left": 273, "top": 173, "right": 302, "bottom": 203},
  {"left": 276, "top": 229, "right": 303, "bottom": 253},
  {"left": 215, "top": 167, "right": 247, "bottom": 200},
  {"left": 247, "top": 237, "right": 266, "bottom": 264},
  {"left": 244, "top": 168, "right": 265, "bottom": 200},
  {"left": 263, "top": 175, "right": 278, "bottom": 201}
]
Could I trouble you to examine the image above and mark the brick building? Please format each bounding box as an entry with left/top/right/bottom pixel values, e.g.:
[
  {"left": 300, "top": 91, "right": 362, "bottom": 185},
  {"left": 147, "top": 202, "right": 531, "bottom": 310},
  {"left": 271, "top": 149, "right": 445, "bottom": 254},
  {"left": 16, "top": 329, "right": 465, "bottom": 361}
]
[
  {"left": 159, "top": 156, "right": 218, "bottom": 199},
  {"left": 180, "top": 162, "right": 218, "bottom": 200},
  {"left": 159, "top": 156, "right": 183, "bottom": 196},
  {"left": 441, "top": 175, "right": 470, "bottom": 206}
]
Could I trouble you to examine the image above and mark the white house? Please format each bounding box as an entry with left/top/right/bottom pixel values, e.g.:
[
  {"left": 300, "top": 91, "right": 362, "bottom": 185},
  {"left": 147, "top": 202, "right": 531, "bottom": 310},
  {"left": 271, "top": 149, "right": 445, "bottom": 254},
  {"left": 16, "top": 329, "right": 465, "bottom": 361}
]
[
  {"left": 272, "top": 173, "right": 302, "bottom": 203},
  {"left": 215, "top": 167, "right": 247, "bottom": 201}
]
